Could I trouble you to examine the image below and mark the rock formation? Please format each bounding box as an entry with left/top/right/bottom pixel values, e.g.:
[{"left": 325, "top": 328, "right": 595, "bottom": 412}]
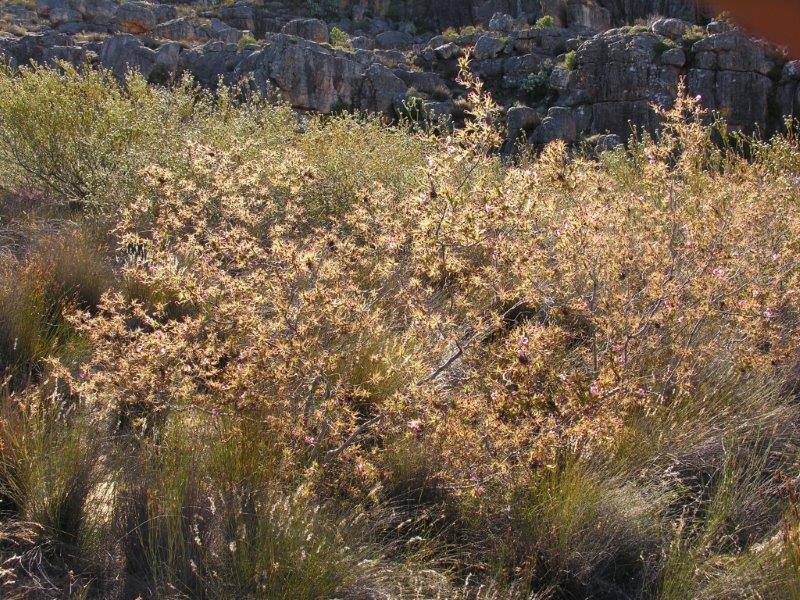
[{"left": 0, "top": 0, "right": 794, "bottom": 151}]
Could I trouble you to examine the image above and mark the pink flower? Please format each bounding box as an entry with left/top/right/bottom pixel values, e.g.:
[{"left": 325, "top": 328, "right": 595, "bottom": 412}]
[
  {"left": 407, "top": 420, "right": 422, "bottom": 432},
  {"left": 764, "top": 308, "right": 774, "bottom": 320},
  {"left": 589, "top": 383, "right": 601, "bottom": 397}
]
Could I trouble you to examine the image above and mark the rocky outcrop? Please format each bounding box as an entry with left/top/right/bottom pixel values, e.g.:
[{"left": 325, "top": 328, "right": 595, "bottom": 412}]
[
  {"left": 541, "top": 0, "right": 611, "bottom": 30},
  {"left": 686, "top": 31, "right": 777, "bottom": 134},
  {"left": 281, "top": 18, "right": 329, "bottom": 44},
  {"left": 546, "top": 23, "right": 784, "bottom": 140},
  {"left": 1, "top": 0, "right": 797, "bottom": 152}
]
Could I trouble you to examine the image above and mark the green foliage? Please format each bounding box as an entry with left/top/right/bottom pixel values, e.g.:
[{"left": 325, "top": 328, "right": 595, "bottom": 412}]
[
  {"left": 535, "top": 15, "right": 555, "bottom": 29},
  {"left": 329, "top": 25, "right": 351, "bottom": 49},
  {"left": 682, "top": 24, "right": 707, "bottom": 44},
  {"left": 563, "top": 49, "right": 577, "bottom": 70},
  {"left": 520, "top": 69, "right": 551, "bottom": 97},
  {"left": 236, "top": 32, "right": 257, "bottom": 49}
]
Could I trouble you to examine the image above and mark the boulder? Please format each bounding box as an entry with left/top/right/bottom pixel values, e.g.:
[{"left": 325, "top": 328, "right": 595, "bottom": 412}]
[
  {"left": 281, "top": 18, "right": 329, "bottom": 44},
  {"left": 154, "top": 17, "right": 199, "bottom": 41},
  {"left": 435, "top": 42, "right": 462, "bottom": 60},
  {"left": 72, "top": 0, "right": 117, "bottom": 24},
  {"left": 36, "top": 0, "right": 80, "bottom": 25},
  {"left": 651, "top": 17, "right": 687, "bottom": 40},
  {"left": 506, "top": 104, "right": 541, "bottom": 140},
  {"left": 660, "top": 47, "right": 685, "bottom": 67},
  {"left": 100, "top": 33, "right": 157, "bottom": 79},
  {"left": 706, "top": 19, "right": 731, "bottom": 35},
  {"left": 360, "top": 63, "right": 408, "bottom": 113},
  {"left": 116, "top": 2, "right": 158, "bottom": 34},
  {"left": 554, "top": 29, "right": 679, "bottom": 136},
  {"left": 541, "top": 0, "right": 611, "bottom": 30},
  {"left": 530, "top": 106, "right": 576, "bottom": 146},
  {"left": 473, "top": 34, "right": 506, "bottom": 60},
  {"left": 181, "top": 41, "right": 244, "bottom": 88},
  {"left": 375, "top": 29, "right": 413, "bottom": 50},
  {"left": 218, "top": 2, "right": 255, "bottom": 32},
  {"left": 594, "top": 133, "right": 622, "bottom": 151},
  {"left": 488, "top": 12, "right": 515, "bottom": 33},
  {"left": 394, "top": 69, "right": 451, "bottom": 99},
  {"left": 250, "top": 34, "right": 364, "bottom": 112},
  {"left": 351, "top": 35, "right": 375, "bottom": 50}
]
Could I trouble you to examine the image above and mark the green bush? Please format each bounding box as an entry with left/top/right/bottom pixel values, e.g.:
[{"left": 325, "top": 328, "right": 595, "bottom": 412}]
[
  {"left": 329, "top": 25, "right": 351, "bottom": 49},
  {"left": 520, "top": 69, "right": 551, "bottom": 97},
  {"left": 236, "top": 33, "right": 257, "bottom": 49},
  {"left": 535, "top": 15, "right": 555, "bottom": 29},
  {"left": 563, "top": 49, "right": 577, "bottom": 70}
]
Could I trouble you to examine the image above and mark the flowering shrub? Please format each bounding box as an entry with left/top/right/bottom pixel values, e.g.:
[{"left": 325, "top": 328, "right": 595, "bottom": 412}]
[
  {"left": 63, "top": 68, "right": 800, "bottom": 490},
  {"left": 1, "top": 62, "right": 800, "bottom": 597}
]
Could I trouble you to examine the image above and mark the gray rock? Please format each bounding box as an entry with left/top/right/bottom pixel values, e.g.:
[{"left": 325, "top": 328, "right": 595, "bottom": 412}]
[
  {"left": 218, "top": 2, "right": 255, "bottom": 32},
  {"left": 42, "top": 44, "right": 91, "bottom": 66},
  {"left": 660, "top": 47, "right": 685, "bottom": 67},
  {"left": 281, "top": 18, "right": 329, "bottom": 44},
  {"left": 531, "top": 106, "right": 576, "bottom": 146},
  {"left": 360, "top": 63, "right": 407, "bottom": 114},
  {"left": 473, "top": 34, "right": 505, "bottom": 60},
  {"left": 375, "top": 30, "right": 413, "bottom": 50},
  {"left": 782, "top": 60, "right": 800, "bottom": 81},
  {"left": 154, "top": 17, "right": 199, "bottom": 41},
  {"left": 687, "top": 68, "right": 772, "bottom": 134},
  {"left": 394, "top": 68, "right": 451, "bottom": 99},
  {"left": 540, "top": 0, "right": 610, "bottom": 30},
  {"left": 426, "top": 34, "right": 446, "bottom": 49},
  {"left": 73, "top": 0, "right": 117, "bottom": 24},
  {"left": 651, "top": 17, "right": 687, "bottom": 40},
  {"left": 100, "top": 33, "right": 157, "bottom": 79},
  {"left": 182, "top": 40, "right": 243, "bottom": 88},
  {"left": 37, "top": 0, "right": 80, "bottom": 26},
  {"left": 507, "top": 105, "right": 540, "bottom": 138},
  {"left": 373, "top": 49, "right": 406, "bottom": 68},
  {"left": 116, "top": 2, "right": 157, "bottom": 34},
  {"left": 435, "top": 42, "right": 461, "bottom": 60},
  {"left": 706, "top": 19, "right": 731, "bottom": 35},
  {"left": 488, "top": 12, "right": 515, "bottom": 33},
  {"left": 351, "top": 35, "right": 375, "bottom": 50}
]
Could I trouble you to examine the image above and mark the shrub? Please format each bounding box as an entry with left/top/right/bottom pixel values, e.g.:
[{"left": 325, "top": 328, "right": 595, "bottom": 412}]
[
  {"left": 563, "top": 49, "right": 577, "bottom": 70},
  {"left": 329, "top": 25, "right": 351, "bottom": 49},
  {"left": 520, "top": 69, "right": 551, "bottom": 97},
  {"left": 0, "top": 62, "right": 799, "bottom": 599},
  {"left": 236, "top": 32, "right": 257, "bottom": 48},
  {"left": 535, "top": 15, "right": 555, "bottom": 29},
  {"left": 0, "top": 65, "right": 162, "bottom": 208}
]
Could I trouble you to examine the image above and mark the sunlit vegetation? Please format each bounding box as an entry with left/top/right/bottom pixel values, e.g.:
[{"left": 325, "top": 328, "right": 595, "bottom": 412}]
[{"left": 0, "top": 59, "right": 799, "bottom": 598}]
